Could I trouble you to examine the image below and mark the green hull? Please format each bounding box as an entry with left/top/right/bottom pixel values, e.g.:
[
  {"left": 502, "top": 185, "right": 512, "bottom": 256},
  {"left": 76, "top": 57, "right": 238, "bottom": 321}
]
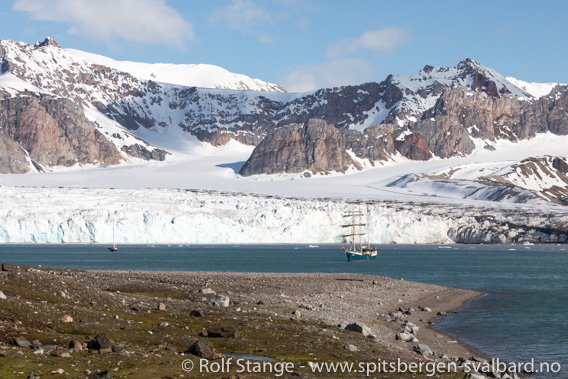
[{"left": 345, "top": 250, "right": 378, "bottom": 261}]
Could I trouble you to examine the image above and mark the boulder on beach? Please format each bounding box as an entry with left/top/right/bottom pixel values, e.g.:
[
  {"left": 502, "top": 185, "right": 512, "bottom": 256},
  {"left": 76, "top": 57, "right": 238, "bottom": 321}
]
[
  {"left": 12, "top": 336, "right": 32, "bottom": 348},
  {"left": 185, "top": 340, "right": 215, "bottom": 359},
  {"left": 209, "top": 295, "right": 230, "bottom": 307},
  {"left": 413, "top": 344, "right": 433, "bottom": 357},
  {"left": 93, "top": 333, "right": 112, "bottom": 350},
  {"left": 345, "top": 322, "right": 372, "bottom": 337}
]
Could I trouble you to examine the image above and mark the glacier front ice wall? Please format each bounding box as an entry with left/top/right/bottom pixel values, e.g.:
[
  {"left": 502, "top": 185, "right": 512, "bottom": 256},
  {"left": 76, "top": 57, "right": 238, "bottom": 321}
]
[{"left": 0, "top": 187, "right": 566, "bottom": 244}]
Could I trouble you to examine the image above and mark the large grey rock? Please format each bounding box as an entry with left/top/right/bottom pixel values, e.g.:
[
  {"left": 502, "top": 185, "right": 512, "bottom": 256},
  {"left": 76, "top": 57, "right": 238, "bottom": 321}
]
[
  {"left": 94, "top": 333, "right": 112, "bottom": 350},
  {"left": 185, "top": 340, "right": 215, "bottom": 360},
  {"left": 345, "top": 322, "right": 372, "bottom": 337},
  {"left": 413, "top": 344, "right": 433, "bottom": 357},
  {"left": 396, "top": 332, "right": 412, "bottom": 342},
  {"left": 164, "top": 342, "right": 177, "bottom": 351},
  {"left": 12, "top": 336, "right": 32, "bottom": 348},
  {"left": 209, "top": 295, "right": 230, "bottom": 307},
  {"left": 345, "top": 344, "right": 358, "bottom": 352},
  {"left": 0, "top": 290, "right": 6, "bottom": 300}
]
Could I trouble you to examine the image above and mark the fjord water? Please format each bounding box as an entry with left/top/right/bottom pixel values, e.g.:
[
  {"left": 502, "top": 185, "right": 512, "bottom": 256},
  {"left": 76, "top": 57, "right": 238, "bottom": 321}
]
[{"left": 1, "top": 244, "right": 566, "bottom": 378}]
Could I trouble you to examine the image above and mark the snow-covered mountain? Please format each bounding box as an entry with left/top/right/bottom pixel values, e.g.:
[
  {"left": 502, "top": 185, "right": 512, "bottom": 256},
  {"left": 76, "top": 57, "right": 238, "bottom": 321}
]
[{"left": 1, "top": 37, "right": 567, "bottom": 212}]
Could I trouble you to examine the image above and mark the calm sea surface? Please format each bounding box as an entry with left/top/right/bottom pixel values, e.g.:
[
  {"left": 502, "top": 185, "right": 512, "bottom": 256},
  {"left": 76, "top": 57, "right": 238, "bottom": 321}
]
[{"left": 1, "top": 243, "right": 566, "bottom": 378}]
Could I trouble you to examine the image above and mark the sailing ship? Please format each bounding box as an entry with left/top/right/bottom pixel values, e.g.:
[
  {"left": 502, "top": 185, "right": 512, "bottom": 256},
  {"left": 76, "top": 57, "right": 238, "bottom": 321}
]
[
  {"left": 341, "top": 204, "right": 379, "bottom": 261},
  {"left": 108, "top": 214, "right": 118, "bottom": 252}
]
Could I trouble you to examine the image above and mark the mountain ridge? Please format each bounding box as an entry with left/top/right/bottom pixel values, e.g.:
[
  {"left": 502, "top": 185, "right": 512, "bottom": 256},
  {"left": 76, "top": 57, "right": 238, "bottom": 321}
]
[{"left": 1, "top": 37, "right": 568, "bottom": 206}]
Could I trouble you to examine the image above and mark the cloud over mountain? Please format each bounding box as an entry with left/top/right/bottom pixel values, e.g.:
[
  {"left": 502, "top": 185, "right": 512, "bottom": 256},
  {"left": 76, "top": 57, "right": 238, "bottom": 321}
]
[
  {"left": 327, "top": 26, "right": 409, "bottom": 58},
  {"left": 279, "top": 59, "right": 374, "bottom": 92}
]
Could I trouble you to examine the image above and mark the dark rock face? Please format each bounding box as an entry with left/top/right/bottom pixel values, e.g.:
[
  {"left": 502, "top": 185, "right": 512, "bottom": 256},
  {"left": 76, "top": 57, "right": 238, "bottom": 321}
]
[
  {"left": 0, "top": 93, "right": 122, "bottom": 173},
  {"left": 120, "top": 143, "right": 168, "bottom": 161},
  {"left": 272, "top": 82, "right": 392, "bottom": 129},
  {"left": 239, "top": 119, "right": 355, "bottom": 176},
  {"left": 394, "top": 133, "right": 432, "bottom": 161}
]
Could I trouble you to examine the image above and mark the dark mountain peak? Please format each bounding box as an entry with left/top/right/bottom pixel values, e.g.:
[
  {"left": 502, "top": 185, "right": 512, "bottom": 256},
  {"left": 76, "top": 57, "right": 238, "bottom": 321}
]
[
  {"left": 456, "top": 57, "right": 486, "bottom": 73},
  {"left": 34, "top": 37, "right": 60, "bottom": 49},
  {"left": 423, "top": 65, "right": 434, "bottom": 73}
]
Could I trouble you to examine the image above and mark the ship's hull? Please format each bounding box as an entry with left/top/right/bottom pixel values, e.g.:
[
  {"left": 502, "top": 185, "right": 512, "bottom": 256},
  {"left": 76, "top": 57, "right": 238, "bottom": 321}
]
[{"left": 345, "top": 249, "right": 378, "bottom": 261}]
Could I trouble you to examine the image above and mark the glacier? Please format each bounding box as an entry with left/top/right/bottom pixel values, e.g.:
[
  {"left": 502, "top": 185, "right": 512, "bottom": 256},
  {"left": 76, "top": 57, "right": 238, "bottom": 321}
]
[{"left": 1, "top": 186, "right": 565, "bottom": 244}]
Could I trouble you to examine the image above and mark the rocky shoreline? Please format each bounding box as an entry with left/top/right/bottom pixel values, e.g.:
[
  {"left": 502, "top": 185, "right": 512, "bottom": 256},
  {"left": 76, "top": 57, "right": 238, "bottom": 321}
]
[{"left": 0, "top": 264, "right": 520, "bottom": 378}]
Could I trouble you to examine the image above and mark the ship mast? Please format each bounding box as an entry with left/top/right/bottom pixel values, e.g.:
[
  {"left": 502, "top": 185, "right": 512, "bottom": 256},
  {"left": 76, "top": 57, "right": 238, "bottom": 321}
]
[{"left": 341, "top": 203, "right": 366, "bottom": 251}]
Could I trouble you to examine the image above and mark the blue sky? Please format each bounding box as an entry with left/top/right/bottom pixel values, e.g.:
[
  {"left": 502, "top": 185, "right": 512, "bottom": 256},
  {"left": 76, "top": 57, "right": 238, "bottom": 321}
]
[{"left": 0, "top": 0, "right": 566, "bottom": 92}]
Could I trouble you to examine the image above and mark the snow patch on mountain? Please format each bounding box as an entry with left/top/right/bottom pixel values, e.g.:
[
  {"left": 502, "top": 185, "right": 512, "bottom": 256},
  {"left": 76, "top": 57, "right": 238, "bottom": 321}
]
[
  {"left": 0, "top": 72, "right": 43, "bottom": 96},
  {"left": 505, "top": 77, "right": 563, "bottom": 98}
]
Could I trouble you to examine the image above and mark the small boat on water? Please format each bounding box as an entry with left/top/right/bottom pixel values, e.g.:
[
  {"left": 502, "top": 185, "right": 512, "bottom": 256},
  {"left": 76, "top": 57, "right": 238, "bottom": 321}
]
[{"left": 341, "top": 204, "right": 379, "bottom": 261}]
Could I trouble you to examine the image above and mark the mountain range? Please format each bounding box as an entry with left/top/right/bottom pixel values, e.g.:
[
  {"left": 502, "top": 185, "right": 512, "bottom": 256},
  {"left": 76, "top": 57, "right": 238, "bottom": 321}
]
[{"left": 1, "top": 37, "right": 567, "bottom": 206}]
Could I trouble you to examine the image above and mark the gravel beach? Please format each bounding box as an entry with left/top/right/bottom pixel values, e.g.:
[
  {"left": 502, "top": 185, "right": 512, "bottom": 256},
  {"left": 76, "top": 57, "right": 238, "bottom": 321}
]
[{"left": 0, "top": 264, "right": 487, "bottom": 378}]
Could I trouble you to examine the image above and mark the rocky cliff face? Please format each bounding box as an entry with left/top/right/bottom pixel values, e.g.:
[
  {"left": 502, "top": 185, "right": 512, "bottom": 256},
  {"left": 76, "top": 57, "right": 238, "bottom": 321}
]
[
  {"left": 240, "top": 119, "right": 356, "bottom": 176},
  {"left": 412, "top": 85, "right": 568, "bottom": 158},
  {"left": 0, "top": 92, "right": 122, "bottom": 173}
]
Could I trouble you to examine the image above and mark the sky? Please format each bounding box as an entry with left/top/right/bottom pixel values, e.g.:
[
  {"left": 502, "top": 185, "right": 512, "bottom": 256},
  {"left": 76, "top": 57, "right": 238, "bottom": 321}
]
[{"left": 0, "top": 0, "right": 566, "bottom": 92}]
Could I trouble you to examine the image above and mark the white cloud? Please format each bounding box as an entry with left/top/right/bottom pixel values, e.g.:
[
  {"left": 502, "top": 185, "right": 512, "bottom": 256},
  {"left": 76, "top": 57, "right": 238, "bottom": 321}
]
[
  {"left": 327, "top": 27, "right": 409, "bottom": 58},
  {"left": 278, "top": 59, "right": 374, "bottom": 93},
  {"left": 13, "top": 0, "right": 196, "bottom": 49},
  {"left": 209, "top": 0, "right": 276, "bottom": 44}
]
